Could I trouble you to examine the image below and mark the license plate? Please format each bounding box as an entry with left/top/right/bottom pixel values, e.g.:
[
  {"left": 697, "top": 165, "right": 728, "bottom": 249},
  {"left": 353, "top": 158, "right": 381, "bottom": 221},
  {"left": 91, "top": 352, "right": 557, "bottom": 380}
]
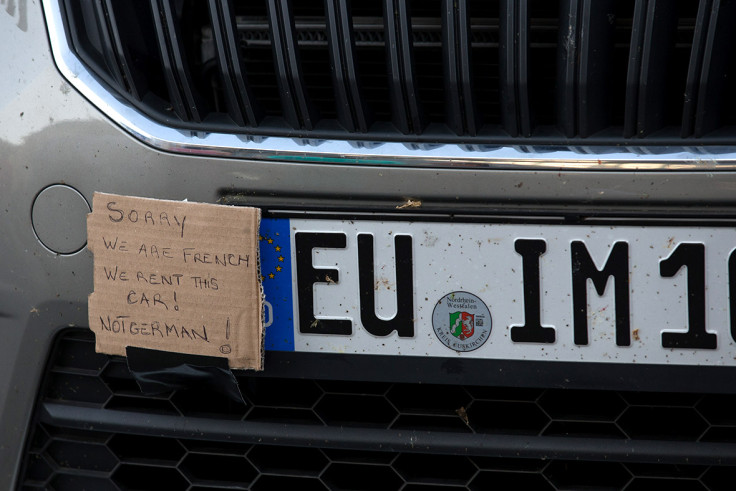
[{"left": 259, "top": 218, "right": 736, "bottom": 366}]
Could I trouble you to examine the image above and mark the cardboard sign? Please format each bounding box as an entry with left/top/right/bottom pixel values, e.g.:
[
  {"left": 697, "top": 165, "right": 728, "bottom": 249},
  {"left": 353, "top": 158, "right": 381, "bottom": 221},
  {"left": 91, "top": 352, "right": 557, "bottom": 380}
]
[{"left": 87, "top": 193, "right": 263, "bottom": 370}]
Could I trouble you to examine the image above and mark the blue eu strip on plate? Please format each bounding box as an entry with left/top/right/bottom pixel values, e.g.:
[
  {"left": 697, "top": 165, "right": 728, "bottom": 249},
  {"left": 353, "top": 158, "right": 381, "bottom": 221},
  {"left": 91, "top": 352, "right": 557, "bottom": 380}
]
[{"left": 259, "top": 218, "right": 294, "bottom": 351}]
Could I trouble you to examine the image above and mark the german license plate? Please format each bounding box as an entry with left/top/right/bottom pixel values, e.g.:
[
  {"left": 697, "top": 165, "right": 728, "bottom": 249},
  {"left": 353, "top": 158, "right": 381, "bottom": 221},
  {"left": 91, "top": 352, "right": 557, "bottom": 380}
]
[{"left": 259, "top": 218, "right": 736, "bottom": 366}]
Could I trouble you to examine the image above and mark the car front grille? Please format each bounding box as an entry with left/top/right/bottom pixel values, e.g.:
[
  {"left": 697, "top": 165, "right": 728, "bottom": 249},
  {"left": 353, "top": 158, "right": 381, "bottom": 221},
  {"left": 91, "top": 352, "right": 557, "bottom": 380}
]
[
  {"left": 56, "top": 0, "right": 736, "bottom": 146},
  {"left": 17, "top": 329, "right": 736, "bottom": 490}
]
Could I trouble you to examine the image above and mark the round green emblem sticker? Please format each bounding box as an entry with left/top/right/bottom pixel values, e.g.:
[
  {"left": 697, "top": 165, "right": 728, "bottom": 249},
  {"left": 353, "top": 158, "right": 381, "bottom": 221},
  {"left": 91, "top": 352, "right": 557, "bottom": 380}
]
[{"left": 431, "top": 291, "right": 492, "bottom": 352}]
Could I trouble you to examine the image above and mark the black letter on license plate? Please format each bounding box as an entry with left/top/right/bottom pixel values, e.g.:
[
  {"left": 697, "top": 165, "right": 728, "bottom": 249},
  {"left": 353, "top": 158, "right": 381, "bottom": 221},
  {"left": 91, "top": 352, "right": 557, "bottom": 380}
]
[
  {"left": 358, "top": 234, "right": 414, "bottom": 337},
  {"left": 731, "top": 250, "right": 736, "bottom": 343},
  {"left": 571, "top": 241, "right": 630, "bottom": 346},
  {"left": 510, "top": 239, "right": 555, "bottom": 343},
  {"left": 295, "top": 233, "right": 352, "bottom": 335},
  {"left": 660, "top": 243, "right": 716, "bottom": 349}
]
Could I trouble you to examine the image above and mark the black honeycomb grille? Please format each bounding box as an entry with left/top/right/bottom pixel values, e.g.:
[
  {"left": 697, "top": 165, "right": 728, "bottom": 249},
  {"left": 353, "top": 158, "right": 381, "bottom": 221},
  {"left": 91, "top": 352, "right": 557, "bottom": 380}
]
[
  {"left": 25, "top": 427, "right": 736, "bottom": 491},
  {"left": 18, "top": 329, "right": 736, "bottom": 490},
  {"left": 59, "top": 0, "right": 736, "bottom": 145}
]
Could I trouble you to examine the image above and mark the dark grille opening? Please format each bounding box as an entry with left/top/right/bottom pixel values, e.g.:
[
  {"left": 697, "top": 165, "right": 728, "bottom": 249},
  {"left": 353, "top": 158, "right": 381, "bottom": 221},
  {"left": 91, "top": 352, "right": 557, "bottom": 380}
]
[
  {"left": 109, "top": 434, "right": 186, "bottom": 465},
  {"left": 177, "top": 1, "right": 213, "bottom": 115},
  {"left": 538, "top": 388, "right": 627, "bottom": 421},
  {"left": 555, "top": 0, "right": 636, "bottom": 138},
  {"left": 626, "top": 462, "right": 707, "bottom": 479},
  {"left": 179, "top": 453, "right": 258, "bottom": 486},
  {"left": 410, "top": 0, "right": 445, "bottom": 125},
  {"left": 663, "top": 1, "right": 699, "bottom": 132},
  {"left": 322, "top": 462, "right": 403, "bottom": 491},
  {"left": 243, "top": 376, "right": 321, "bottom": 407},
  {"left": 617, "top": 406, "right": 709, "bottom": 441},
  {"left": 293, "top": 3, "right": 334, "bottom": 121},
  {"left": 545, "top": 461, "right": 632, "bottom": 489},
  {"left": 111, "top": 0, "right": 173, "bottom": 114},
  {"left": 352, "top": 2, "right": 391, "bottom": 123},
  {"left": 468, "top": 0, "right": 500, "bottom": 127},
  {"left": 255, "top": 475, "right": 329, "bottom": 491},
  {"left": 701, "top": 467, "right": 736, "bottom": 490},
  {"left": 248, "top": 445, "right": 328, "bottom": 476},
  {"left": 467, "top": 400, "right": 549, "bottom": 435},
  {"left": 19, "top": 328, "right": 736, "bottom": 489},
  {"left": 235, "top": 0, "right": 283, "bottom": 119},
  {"left": 610, "top": 0, "right": 636, "bottom": 131},
  {"left": 528, "top": 0, "right": 559, "bottom": 127},
  {"left": 626, "top": 479, "right": 705, "bottom": 491},
  {"left": 705, "top": 0, "right": 736, "bottom": 134},
  {"left": 115, "top": 464, "right": 190, "bottom": 490},
  {"left": 46, "top": 434, "right": 117, "bottom": 471},
  {"left": 387, "top": 383, "right": 472, "bottom": 413},
  {"left": 60, "top": 0, "right": 736, "bottom": 144},
  {"left": 394, "top": 453, "right": 477, "bottom": 485},
  {"left": 315, "top": 393, "right": 397, "bottom": 428}
]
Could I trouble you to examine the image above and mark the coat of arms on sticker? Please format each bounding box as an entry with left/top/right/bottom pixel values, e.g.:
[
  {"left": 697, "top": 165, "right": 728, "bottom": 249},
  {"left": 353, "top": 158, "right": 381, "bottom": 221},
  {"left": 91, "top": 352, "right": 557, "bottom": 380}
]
[
  {"left": 432, "top": 292, "right": 491, "bottom": 352},
  {"left": 450, "top": 311, "right": 475, "bottom": 340}
]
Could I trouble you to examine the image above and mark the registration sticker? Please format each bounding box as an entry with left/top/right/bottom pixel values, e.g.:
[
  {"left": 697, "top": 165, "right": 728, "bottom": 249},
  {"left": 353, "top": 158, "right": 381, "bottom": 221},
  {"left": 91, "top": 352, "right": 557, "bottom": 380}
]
[{"left": 431, "top": 291, "right": 492, "bottom": 352}]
